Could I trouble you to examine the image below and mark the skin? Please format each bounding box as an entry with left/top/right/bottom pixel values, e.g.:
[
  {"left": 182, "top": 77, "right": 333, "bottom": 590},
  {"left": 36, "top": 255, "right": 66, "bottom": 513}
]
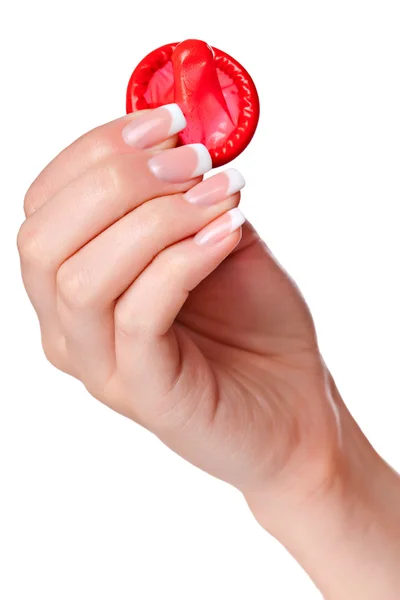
[{"left": 17, "top": 111, "right": 400, "bottom": 598}]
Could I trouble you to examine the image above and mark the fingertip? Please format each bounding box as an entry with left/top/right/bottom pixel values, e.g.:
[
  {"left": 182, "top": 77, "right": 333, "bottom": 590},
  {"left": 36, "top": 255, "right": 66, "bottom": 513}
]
[
  {"left": 194, "top": 208, "right": 245, "bottom": 247},
  {"left": 122, "top": 105, "right": 185, "bottom": 151}
]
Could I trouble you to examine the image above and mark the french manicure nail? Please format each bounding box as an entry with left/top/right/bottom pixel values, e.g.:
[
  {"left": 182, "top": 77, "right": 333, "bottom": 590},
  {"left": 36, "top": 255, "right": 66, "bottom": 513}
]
[
  {"left": 184, "top": 168, "right": 246, "bottom": 205},
  {"left": 148, "top": 144, "right": 212, "bottom": 183},
  {"left": 194, "top": 208, "right": 246, "bottom": 246},
  {"left": 122, "top": 104, "right": 187, "bottom": 149}
]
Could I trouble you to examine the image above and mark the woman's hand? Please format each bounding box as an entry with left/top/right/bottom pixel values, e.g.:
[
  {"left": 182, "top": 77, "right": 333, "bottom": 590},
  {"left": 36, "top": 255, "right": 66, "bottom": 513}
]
[
  {"left": 18, "top": 105, "right": 400, "bottom": 598},
  {"left": 17, "top": 105, "right": 334, "bottom": 493}
]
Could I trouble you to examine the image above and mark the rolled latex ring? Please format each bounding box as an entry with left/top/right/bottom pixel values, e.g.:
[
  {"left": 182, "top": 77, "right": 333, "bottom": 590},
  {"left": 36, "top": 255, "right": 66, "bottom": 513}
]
[{"left": 126, "top": 40, "right": 260, "bottom": 167}]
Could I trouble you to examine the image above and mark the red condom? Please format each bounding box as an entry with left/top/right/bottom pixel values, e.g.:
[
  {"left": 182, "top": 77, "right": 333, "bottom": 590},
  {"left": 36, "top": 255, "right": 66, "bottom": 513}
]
[{"left": 126, "top": 40, "right": 260, "bottom": 167}]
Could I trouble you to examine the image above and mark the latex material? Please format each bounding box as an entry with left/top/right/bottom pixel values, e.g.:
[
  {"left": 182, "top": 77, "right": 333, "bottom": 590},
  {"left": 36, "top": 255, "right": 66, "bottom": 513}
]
[
  {"left": 126, "top": 40, "right": 259, "bottom": 167},
  {"left": 143, "top": 63, "right": 240, "bottom": 136}
]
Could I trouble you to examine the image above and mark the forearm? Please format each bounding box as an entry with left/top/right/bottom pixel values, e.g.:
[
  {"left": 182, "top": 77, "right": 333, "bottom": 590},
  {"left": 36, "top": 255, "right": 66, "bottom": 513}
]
[{"left": 245, "top": 402, "right": 400, "bottom": 598}]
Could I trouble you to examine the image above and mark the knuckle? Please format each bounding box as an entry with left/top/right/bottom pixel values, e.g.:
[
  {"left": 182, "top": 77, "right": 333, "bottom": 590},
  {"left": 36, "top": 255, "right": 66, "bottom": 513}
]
[
  {"left": 23, "top": 188, "right": 35, "bottom": 217},
  {"left": 56, "top": 263, "right": 92, "bottom": 310},
  {"left": 138, "top": 200, "right": 168, "bottom": 239},
  {"left": 23, "top": 182, "right": 43, "bottom": 217},
  {"left": 150, "top": 204, "right": 166, "bottom": 231},
  {"left": 159, "top": 248, "right": 188, "bottom": 278},
  {"left": 16, "top": 221, "right": 29, "bottom": 256},
  {"left": 114, "top": 303, "right": 135, "bottom": 338},
  {"left": 142, "top": 205, "right": 163, "bottom": 235},
  {"left": 94, "top": 157, "right": 130, "bottom": 198},
  {"left": 79, "top": 126, "right": 116, "bottom": 165},
  {"left": 16, "top": 220, "right": 51, "bottom": 270},
  {"left": 114, "top": 302, "right": 150, "bottom": 339}
]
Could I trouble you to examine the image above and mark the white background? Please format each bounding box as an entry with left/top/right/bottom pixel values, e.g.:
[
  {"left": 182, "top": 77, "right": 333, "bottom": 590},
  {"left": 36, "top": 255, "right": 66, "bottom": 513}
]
[{"left": 1, "top": 1, "right": 400, "bottom": 598}]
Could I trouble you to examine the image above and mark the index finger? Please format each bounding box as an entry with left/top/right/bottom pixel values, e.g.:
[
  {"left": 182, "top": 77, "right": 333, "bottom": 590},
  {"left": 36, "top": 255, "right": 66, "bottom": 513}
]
[{"left": 24, "top": 106, "right": 185, "bottom": 216}]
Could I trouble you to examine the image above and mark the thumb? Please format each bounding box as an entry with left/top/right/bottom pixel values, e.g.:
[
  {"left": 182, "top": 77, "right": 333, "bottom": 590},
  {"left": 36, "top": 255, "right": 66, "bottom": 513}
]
[
  {"left": 232, "top": 219, "right": 318, "bottom": 350},
  {"left": 112, "top": 210, "right": 243, "bottom": 426}
]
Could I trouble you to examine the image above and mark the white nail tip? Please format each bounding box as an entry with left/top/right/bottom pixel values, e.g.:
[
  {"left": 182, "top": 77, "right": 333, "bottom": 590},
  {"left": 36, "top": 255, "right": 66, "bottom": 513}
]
[
  {"left": 228, "top": 208, "right": 246, "bottom": 232},
  {"left": 164, "top": 104, "right": 187, "bottom": 137},
  {"left": 225, "top": 168, "right": 246, "bottom": 196},
  {"left": 190, "top": 144, "right": 213, "bottom": 177}
]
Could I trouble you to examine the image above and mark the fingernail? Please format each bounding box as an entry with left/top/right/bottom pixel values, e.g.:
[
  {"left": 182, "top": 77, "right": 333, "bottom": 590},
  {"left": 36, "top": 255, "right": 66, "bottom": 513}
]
[
  {"left": 194, "top": 208, "right": 246, "bottom": 246},
  {"left": 148, "top": 144, "right": 212, "bottom": 183},
  {"left": 184, "top": 168, "right": 245, "bottom": 206},
  {"left": 122, "top": 104, "right": 187, "bottom": 149}
]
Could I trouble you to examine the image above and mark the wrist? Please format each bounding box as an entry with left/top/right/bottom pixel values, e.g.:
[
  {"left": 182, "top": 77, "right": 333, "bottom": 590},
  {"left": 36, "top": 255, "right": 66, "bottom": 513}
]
[{"left": 244, "top": 389, "right": 400, "bottom": 599}]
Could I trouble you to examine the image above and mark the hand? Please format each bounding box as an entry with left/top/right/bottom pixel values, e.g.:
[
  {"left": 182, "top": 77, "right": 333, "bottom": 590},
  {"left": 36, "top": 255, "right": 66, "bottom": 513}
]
[
  {"left": 18, "top": 109, "right": 337, "bottom": 489},
  {"left": 17, "top": 105, "right": 336, "bottom": 494},
  {"left": 18, "top": 105, "right": 400, "bottom": 598}
]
